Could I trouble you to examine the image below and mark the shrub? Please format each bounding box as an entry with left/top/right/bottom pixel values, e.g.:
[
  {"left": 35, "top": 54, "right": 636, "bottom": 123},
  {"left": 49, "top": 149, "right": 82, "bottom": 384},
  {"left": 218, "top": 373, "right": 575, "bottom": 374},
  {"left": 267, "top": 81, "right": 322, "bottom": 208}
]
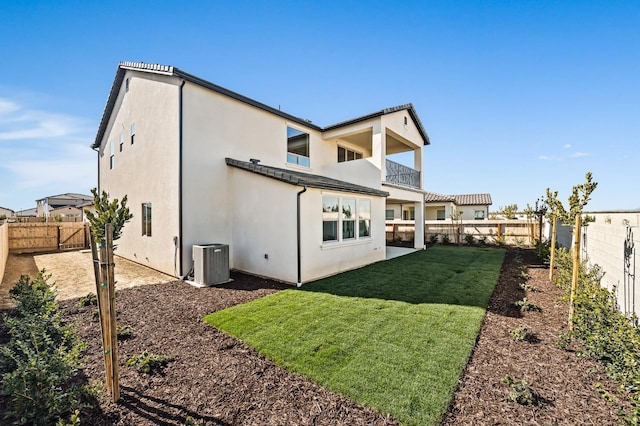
[
  {"left": 464, "top": 233, "right": 475, "bottom": 246},
  {"left": 519, "top": 282, "right": 539, "bottom": 292},
  {"left": 509, "top": 325, "right": 536, "bottom": 342},
  {"left": 429, "top": 234, "right": 439, "bottom": 245},
  {"left": 0, "top": 272, "right": 89, "bottom": 425},
  {"left": 126, "top": 351, "right": 173, "bottom": 374},
  {"left": 513, "top": 298, "right": 541, "bottom": 312},
  {"left": 441, "top": 234, "right": 451, "bottom": 245},
  {"left": 554, "top": 248, "right": 640, "bottom": 422},
  {"left": 116, "top": 324, "right": 134, "bottom": 340},
  {"left": 77, "top": 292, "right": 98, "bottom": 307},
  {"left": 502, "top": 375, "right": 540, "bottom": 405}
]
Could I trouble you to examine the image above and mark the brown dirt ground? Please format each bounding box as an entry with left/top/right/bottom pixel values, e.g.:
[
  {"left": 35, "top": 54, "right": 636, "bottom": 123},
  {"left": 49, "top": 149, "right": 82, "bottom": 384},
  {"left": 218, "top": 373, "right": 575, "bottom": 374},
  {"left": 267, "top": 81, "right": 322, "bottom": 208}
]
[
  {"left": 0, "top": 251, "right": 175, "bottom": 309},
  {"left": 0, "top": 247, "right": 633, "bottom": 425}
]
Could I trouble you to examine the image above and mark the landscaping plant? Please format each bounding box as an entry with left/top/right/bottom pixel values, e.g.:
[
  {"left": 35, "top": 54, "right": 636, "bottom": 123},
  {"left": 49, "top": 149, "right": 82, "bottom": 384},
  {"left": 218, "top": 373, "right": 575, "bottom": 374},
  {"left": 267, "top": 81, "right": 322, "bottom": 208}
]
[
  {"left": 554, "top": 247, "right": 640, "bottom": 423},
  {"left": 0, "top": 272, "right": 90, "bottom": 425},
  {"left": 502, "top": 375, "right": 540, "bottom": 406},
  {"left": 126, "top": 351, "right": 173, "bottom": 374}
]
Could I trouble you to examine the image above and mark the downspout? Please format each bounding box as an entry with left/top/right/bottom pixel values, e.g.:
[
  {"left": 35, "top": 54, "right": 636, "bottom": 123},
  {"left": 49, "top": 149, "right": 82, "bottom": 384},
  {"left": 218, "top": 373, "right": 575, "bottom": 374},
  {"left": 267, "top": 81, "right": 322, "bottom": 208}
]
[
  {"left": 178, "top": 79, "right": 186, "bottom": 278},
  {"left": 296, "top": 185, "right": 307, "bottom": 288},
  {"left": 92, "top": 147, "right": 100, "bottom": 193}
]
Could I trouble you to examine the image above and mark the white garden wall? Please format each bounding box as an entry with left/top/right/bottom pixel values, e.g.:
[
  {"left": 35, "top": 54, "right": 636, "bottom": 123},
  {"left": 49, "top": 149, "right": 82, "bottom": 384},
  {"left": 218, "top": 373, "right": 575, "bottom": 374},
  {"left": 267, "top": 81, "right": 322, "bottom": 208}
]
[{"left": 581, "top": 212, "right": 640, "bottom": 318}]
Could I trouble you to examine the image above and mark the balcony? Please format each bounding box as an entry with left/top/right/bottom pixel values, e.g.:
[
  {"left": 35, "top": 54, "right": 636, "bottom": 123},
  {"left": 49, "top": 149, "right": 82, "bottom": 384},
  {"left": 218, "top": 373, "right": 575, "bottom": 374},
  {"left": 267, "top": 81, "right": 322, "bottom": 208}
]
[{"left": 385, "top": 159, "right": 421, "bottom": 189}]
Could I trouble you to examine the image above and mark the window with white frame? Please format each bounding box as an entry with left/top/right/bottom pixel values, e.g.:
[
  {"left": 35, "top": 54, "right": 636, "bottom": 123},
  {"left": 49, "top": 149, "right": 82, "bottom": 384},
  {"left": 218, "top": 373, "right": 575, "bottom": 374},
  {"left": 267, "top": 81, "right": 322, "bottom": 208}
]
[
  {"left": 474, "top": 210, "right": 485, "bottom": 220},
  {"left": 287, "top": 126, "right": 309, "bottom": 167},
  {"left": 403, "top": 207, "right": 415, "bottom": 220},
  {"left": 322, "top": 197, "right": 339, "bottom": 242},
  {"left": 142, "top": 203, "right": 152, "bottom": 236},
  {"left": 436, "top": 209, "right": 445, "bottom": 220},
  {"left": 359, "top": 200, "right": 371, "bottom": 237},
  {"left": 337, "top": 146, "right": 363, "bottom": 163},
  {"left": 109, "top": 140, "right": 115, "bottom": 170},
  {"left": 322, "top": 196, "right": 372, "bottom": 243},
  {"left": 385, "top": 209, "right": 394, "bottom": 220}
]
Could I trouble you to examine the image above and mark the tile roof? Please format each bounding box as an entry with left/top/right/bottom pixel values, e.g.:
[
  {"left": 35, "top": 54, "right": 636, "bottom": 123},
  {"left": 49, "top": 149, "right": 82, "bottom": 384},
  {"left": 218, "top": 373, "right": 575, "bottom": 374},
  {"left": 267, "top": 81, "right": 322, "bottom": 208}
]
[
  {"left": 424, "top": 191, "right": 492, "bottom": 206},
  {"left": 93, "top": 62, "right": 429, "bottom": 148},
  {"left": 225, "top": 158, "right": 389, "bottom": 197}
]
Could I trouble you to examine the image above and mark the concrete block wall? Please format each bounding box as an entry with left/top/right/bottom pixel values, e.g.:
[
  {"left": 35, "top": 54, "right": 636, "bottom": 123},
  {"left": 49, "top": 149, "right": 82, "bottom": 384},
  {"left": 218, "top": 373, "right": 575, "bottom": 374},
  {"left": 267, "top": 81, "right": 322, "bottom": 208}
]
[{"left": 582, "top": 212, "right": 640, "bottom": 318}]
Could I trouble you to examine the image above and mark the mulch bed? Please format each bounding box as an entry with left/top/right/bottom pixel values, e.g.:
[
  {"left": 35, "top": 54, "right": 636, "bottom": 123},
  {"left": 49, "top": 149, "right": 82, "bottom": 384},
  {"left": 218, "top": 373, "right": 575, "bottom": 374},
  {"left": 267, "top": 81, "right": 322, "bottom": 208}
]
[{"left": 0, "top": 248, "right": 631, "bottom": 425}]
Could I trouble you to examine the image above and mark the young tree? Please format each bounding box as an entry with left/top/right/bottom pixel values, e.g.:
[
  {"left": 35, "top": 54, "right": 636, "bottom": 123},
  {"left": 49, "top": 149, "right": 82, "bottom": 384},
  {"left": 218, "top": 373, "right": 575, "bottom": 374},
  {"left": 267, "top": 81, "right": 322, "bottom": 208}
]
[
  {"left": 85, "top": 187, "right": 133, "bottom": 246},
  {"left": 545, "top": 172, "right": 598, "bottom": 331},
  {"left": 498, "top": 204, "right": 519, "bottom": 220}
]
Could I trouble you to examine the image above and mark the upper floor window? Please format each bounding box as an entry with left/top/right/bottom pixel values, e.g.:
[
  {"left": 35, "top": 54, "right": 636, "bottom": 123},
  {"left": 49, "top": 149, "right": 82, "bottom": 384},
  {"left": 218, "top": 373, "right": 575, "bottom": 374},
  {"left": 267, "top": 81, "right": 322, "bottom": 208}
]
[
  {"left": 287, "top": 126, "right": 309, "bottom": 167},
  {"left": 131, "top": 123, "right": 136, "bottom": 145},
  {"left": 119, "top": 133, "right": 124, "bottom": 152},
  {"left": 125, "top": 77, "right": 130, "bottom": 92},
  {"left": 337, "top": 146, "right": 363, "bottom": 163},
  {"left": 436, "top": 209, "right": 445, "bottom": 220},
  {"left": 474, "top": 210, "right": 485, "bottom": 220},
  {"left": 109, "top": 140, "right": 115, "bottom": 170}
]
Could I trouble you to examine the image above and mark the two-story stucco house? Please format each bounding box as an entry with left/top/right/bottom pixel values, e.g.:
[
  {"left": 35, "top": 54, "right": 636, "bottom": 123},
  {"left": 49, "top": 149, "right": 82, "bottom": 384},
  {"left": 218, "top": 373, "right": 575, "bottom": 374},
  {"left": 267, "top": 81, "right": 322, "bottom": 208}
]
[{"left": 92, "top": 62, "right": 429, "bottom": 285}]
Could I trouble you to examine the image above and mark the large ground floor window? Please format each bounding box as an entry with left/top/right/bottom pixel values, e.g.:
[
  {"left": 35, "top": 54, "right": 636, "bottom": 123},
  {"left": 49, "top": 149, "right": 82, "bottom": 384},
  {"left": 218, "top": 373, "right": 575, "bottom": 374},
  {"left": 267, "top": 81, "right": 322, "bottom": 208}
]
[{"left": 323, "top": 196, "right": 371, "bottom": 243}]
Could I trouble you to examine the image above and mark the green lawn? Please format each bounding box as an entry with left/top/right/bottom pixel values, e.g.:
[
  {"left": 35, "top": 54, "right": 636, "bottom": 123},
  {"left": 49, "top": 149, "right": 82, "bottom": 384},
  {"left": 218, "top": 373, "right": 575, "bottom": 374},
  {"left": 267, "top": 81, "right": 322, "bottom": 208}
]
[{"left": 204, "top": 246, "right": 505, "bottom": 425}]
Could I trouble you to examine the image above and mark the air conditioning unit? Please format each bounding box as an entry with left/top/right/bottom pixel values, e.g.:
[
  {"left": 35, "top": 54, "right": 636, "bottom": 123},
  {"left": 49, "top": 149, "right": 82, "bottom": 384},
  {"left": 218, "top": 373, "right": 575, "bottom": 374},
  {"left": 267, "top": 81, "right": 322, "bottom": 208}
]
[{"left": 192, "top": 243, "right": 230, "bottom": 286}]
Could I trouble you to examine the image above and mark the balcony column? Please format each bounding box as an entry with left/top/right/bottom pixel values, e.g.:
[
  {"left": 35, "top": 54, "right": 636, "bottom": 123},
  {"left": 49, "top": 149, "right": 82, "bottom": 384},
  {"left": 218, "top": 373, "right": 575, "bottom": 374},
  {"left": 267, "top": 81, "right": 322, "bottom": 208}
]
[
  {"left": 372, "top": 121, "right": 386, "bottom": 177},
  {"left": 414, "top": 198, "right": 425, "bottom": 249},
  {"left": 413, "top": 149, "right": 423, "bottom": 190}
]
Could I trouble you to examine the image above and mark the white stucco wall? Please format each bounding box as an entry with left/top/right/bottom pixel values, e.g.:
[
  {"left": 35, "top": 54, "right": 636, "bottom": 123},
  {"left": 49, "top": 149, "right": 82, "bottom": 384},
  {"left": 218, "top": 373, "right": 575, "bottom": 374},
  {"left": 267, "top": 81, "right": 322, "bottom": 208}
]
[
  {"left": 227, "top": 167, "right": 387, "bottom": 283},
  {"left": 97, "top": 71, "right": 180, "bottom": 276},
  {"left": 582, "top": 212, "right": 640, "bottom": 318}
]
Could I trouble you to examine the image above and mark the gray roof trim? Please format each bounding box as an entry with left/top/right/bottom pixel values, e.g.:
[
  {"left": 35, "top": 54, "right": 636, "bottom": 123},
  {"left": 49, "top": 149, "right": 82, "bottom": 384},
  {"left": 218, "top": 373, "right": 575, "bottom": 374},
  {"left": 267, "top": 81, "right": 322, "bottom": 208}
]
[
  {"left": 93, "top": 62, "right": 430, "bottom": 149},
  {"left": 226, "top": 158, "right": 389, "bottom": 197},
  {"left": 324, "top": 103, "right": 430, "bottom": 146},
  {"left": 381, "top": 182, "right": 428, "bottom": 195}
]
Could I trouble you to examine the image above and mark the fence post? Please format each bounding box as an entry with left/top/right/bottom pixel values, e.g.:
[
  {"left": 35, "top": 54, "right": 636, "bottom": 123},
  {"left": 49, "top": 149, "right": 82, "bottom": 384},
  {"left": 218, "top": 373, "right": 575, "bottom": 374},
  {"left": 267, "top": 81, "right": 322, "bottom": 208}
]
[
  {"left": 549, "top": 217, "right": 557, "bottom": 281},
  {"left": 569, "top": 215, "right": 582, "bottom": 332}
]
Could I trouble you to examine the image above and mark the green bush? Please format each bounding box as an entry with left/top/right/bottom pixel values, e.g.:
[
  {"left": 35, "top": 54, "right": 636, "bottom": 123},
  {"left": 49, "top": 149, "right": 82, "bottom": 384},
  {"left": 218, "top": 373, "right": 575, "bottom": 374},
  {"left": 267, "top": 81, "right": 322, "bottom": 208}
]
[
  {"left": 554, "top": 248, "right": 640, "bottom": 422},
  {"left": 464, "top": 233, "right": 475, "bottom": 246},
  {"left": 0, "top": 272, "right": 89, "bottom": 425},
  {"left": 502, "top": 375, "right": 540, "bottom": 405},
  {"left": 126, "top": 351, "right": 173, "bottom": 374},
  {"left": 513, "top": 297, "right": 541, "bottom": 312},
  {"left": 429, "top": 234, "right": 439, "bottom": 245},
  {"left": 441, "top": 234, "right": 451, "bottom": 245}
]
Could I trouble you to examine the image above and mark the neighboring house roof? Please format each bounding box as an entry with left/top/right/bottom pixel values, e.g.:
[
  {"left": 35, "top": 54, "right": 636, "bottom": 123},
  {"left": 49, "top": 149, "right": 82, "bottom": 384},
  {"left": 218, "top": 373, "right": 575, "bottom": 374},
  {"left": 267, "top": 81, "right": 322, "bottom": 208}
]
[
  {"left": 37, "top": 193, "right": 93, "bottom": 203},
  {"left": 15, "top": 207, "right": 37, "bottom": 216},
  {"left": 93, "top": 61, "right": 429, "bottom": 148},
  {"left": 425, "top": 192, "right": 492, "bottom": 206},
  {"left": 0, "top": 206, "right": 14, "bottom": 212},
  {"left": 226, "top": 158, "right": 389, "bottom": 197}
]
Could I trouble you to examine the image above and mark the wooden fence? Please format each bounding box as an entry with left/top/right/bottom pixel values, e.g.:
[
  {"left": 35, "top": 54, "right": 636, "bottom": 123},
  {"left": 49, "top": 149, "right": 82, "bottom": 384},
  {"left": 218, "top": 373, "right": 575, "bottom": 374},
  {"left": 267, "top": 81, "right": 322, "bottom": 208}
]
[
  {"left": 7, "top": 222, "right": 90, "bottom": 253},
  {"left": 1, "top": 223, "right": 8, "bottom": 283},
  {"left": 386, "top": 219, "right": 540, "bottom": 246}
]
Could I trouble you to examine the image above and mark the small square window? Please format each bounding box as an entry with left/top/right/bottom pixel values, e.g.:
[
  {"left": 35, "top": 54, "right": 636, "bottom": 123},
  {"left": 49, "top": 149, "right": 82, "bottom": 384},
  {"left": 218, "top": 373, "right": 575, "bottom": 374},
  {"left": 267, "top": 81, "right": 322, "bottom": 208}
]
[{"left": 125, "top": 78, "right": 130, "bottom": 92}]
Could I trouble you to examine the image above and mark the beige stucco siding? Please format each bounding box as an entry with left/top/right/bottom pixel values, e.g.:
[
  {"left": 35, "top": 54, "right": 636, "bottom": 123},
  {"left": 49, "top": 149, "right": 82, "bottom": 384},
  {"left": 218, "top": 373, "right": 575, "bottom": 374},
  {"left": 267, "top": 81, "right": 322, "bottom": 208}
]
[
  {"left": 227, "top": 167, "right": 386, "bottom": 284},
  {"left": 98, "top": 71, "right": 180, "bottom": 276}
]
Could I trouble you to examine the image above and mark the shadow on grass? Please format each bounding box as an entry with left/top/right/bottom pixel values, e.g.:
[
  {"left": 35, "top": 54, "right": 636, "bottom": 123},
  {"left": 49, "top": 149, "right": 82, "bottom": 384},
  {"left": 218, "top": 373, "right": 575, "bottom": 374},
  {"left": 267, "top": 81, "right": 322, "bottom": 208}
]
[{"left": 301, "top": 246, "right": 506, "bottom": 309}]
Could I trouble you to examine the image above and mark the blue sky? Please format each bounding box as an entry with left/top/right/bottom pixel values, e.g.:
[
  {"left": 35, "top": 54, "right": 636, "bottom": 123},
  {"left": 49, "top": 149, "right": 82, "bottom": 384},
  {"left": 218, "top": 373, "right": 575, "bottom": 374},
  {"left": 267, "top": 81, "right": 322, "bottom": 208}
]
[{"left": 1, "top": 1, "right": 638, "bottom": 212}]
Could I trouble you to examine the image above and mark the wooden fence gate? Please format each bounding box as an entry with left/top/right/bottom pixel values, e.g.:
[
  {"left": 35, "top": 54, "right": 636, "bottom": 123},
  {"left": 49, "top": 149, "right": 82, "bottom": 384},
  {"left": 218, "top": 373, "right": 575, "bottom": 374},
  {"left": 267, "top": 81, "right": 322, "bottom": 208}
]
[{"left": 8, "top": 223, "right": 90, "bottom": 253}]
